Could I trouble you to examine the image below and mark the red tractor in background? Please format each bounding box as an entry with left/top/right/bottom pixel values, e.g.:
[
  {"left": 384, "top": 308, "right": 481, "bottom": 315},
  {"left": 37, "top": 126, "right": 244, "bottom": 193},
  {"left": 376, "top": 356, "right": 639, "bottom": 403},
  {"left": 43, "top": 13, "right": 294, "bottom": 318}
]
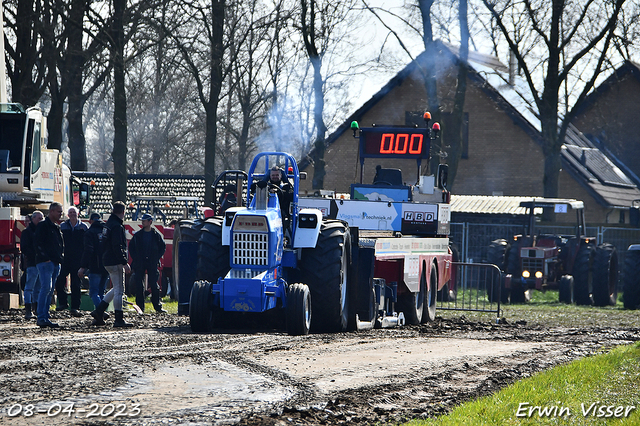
[{"left": 487, "top": 198, "right": 618, "bottom": 306}]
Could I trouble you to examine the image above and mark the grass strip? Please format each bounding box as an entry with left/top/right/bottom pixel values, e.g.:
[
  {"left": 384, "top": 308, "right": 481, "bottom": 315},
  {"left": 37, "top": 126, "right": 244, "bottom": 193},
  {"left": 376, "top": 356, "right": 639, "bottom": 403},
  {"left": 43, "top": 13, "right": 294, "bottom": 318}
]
[{"left": 407, "top": 342, "right": 640, "bottom": 425}]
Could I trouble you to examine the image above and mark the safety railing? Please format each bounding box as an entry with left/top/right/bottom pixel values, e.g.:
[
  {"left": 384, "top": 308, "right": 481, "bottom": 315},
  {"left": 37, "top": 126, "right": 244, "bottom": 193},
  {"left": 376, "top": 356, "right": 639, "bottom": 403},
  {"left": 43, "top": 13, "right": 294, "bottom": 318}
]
[{"left": 437, "top": 262, "right": 502, "bottom": 323}]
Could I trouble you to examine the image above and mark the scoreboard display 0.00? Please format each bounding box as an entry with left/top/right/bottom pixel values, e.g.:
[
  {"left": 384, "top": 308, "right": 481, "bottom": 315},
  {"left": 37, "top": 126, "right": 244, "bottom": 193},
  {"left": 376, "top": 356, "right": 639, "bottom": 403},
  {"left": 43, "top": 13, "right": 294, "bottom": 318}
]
[{"left": 360, "top": 127, "right": 430, "bottom": 159}]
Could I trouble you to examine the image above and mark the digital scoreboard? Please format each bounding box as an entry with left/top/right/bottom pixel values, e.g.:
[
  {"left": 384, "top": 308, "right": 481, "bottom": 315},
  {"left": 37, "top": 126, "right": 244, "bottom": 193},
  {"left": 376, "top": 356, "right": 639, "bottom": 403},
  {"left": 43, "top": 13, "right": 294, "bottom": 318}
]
[{"left": 359, "top": 127, "right": 430, "bottom": 159}]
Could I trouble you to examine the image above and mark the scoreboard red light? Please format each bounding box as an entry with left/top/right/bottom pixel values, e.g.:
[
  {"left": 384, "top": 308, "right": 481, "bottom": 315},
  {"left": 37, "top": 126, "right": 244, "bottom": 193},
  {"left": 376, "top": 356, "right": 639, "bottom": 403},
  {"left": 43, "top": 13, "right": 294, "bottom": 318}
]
[{"left": 360, "top": 128, "right": 430, "bottom": 159}]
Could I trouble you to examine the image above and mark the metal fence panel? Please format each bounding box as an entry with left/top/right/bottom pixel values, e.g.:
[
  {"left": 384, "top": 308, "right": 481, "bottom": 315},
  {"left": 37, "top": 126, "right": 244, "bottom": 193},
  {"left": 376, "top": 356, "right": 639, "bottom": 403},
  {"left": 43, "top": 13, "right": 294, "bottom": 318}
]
[{"left": 437, "top": 262, "right": 501, "bottom": 321}]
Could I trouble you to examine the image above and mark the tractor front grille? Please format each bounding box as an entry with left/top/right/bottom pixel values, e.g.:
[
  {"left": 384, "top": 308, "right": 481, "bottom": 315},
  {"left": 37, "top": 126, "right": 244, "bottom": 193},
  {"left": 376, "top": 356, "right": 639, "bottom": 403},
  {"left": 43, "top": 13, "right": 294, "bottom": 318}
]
[
  {"left": 522, "top": 257, "right": 544, "bottom": 275},
  {"left": 233, "top": 232, "right": 269, "bottom": 266}
]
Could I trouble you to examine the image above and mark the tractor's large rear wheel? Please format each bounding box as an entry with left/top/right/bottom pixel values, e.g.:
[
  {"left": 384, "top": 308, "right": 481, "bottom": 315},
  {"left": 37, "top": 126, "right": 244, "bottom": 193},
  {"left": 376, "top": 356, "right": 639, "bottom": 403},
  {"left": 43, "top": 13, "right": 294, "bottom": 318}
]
[
  {"left": 196, "top": 218, "right": 230, "bottom": 283},
  {"left": 299, "top": 220, "right": 350, "bottom": 333},
  {"left": 487, "top": 239, "right": 509, "bottom": 271},
  {"left": 573, "top": 245, "right": 594, "bottom": 306},
  {"left": 172, "top": 218, "right": 205, "bottom": 300},
  {"left": 286, "top": 283, "right": 311, "bottom": 336},
  {"left": 592, "top": 243, "right": 618, "bottom": 306},
  {"left": 190, "top": 280, "right": 214, "bottom": 332},
  {"left": 622, "top": 249, "right": 640, "bottom": 310}
]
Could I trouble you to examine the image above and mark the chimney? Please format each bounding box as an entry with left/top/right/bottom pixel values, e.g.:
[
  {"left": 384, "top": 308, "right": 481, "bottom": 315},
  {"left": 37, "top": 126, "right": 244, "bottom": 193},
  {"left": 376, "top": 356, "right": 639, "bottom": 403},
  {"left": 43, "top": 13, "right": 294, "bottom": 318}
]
[{"left": 508, "top": 50, "right": 517, "bottom": 86}]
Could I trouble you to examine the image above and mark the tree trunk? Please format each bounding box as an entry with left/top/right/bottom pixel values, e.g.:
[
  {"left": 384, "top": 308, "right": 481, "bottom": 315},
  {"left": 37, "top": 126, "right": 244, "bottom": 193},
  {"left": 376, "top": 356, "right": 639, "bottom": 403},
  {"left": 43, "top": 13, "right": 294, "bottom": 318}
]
[
  {"left": 111, "top": 0, "right": 128, "bottom": 202},
  {"left": 204, "top": 0, "right": 226, "bottom": 205},
  {"left": 10, "top": 0, "right": 46, "bottom": 106},
  {"left": 418, "top": 0, "right": 441, "bottom": 176},
  {"left": 65, "top": 0, "right": 88, "bottom": 171},
  {"left": 310, "top": 55, "right": 326, "bottom": 190},
  {"left": 446, "top": 0, "right": 469, "bottom": 189},
  {"left": 67, "top": 95, "right": 87, "bottom": 171},
  {"left": 46, "top": 96, "right": 64, "bottom": 151}
]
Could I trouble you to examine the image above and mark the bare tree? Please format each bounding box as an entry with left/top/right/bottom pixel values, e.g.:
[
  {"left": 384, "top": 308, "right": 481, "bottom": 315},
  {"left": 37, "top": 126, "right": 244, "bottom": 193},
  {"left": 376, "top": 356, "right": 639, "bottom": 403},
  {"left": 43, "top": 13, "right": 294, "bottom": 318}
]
[
  {"left": 446, "top": 0, "right": 469, "bottom": 188},
  {"left": 298, "top": 0, "right": 361, "bottom": 189},
  {"left": 482, "top": 0, "right": 626, "bottom": 200},
  {"left": 169, "top": 0, "right": 230, "bottom": 204},
  {"left": 2, "top": 0, "right": 47, "bottom": 106},
  {"left": 217, "top": 0, "right": 275, "bottom": 171}
]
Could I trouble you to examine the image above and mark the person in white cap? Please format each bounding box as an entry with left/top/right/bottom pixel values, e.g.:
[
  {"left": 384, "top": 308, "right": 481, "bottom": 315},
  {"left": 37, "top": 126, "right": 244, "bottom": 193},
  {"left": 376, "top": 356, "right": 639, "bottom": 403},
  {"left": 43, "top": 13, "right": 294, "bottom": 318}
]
[{"left": 128, "top": 213, "right": 166, "bottom": 313}]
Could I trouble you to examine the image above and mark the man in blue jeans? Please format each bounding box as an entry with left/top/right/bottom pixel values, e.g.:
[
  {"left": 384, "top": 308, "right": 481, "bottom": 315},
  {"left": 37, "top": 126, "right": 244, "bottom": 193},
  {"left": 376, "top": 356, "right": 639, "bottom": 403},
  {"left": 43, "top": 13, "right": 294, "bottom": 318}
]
[
  {"left": 35, "top": 202, "right": 64, "bottom": 328},
  {"left": 78, "top": 213, "right": 110, "bottom": 311},
  {"left": 22, "top": 211, "right": 43, "bottom": 320}
]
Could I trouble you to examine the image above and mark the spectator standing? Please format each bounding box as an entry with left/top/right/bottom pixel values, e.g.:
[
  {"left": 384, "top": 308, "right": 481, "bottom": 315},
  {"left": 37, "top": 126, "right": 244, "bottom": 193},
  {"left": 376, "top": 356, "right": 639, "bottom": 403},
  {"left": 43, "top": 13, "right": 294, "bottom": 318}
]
[
  {"left": 55, "top": 207, "right": 88, "bottom": 316},
  {"left": 90, "top": 202, "right": 133, "bottom": 327},
  {"left": 129, "top": 213, "right": 167, "bottom": 313},
  {"left": 22, "top": 211, "right": 43, "bottom": 320},
  {"left": 78, "top": 213, "right": 110, "bottom": 311},
  {"left": 35, "top": 202, "right": 64, "bottom": 328}
]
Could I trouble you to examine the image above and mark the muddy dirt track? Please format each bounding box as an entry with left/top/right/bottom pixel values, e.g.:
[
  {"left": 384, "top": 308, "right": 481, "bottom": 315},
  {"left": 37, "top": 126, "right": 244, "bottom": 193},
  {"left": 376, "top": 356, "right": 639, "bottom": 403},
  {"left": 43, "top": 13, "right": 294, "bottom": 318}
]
[{"left": 0, "top": 309, "right": 638, "bottom": 425}]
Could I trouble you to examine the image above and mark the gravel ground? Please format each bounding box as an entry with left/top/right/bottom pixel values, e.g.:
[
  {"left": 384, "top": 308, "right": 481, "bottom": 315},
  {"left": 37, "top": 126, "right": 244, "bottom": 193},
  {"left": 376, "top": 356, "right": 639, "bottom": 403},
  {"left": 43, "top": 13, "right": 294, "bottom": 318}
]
[{"left": 0, "top": 307, "right": 638, "bottom": 425}]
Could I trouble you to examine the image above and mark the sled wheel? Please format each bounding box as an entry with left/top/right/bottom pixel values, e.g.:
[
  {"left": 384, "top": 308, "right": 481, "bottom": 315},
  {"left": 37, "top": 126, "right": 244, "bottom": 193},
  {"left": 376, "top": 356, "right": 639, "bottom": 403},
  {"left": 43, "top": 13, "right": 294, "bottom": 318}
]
[
  {"left": 398, "top": 262, "right": 425, "bottom": 325},
  {"left": 422, "top": 265, "right": 437, "bottom": 323}
]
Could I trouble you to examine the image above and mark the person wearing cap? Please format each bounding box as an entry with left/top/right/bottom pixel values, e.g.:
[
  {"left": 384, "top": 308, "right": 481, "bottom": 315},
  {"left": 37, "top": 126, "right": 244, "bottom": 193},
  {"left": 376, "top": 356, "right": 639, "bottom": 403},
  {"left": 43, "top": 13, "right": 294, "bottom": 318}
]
[
  {"left": 78, "top": 213, "right": 110, "bottom": 310},
  {"left": 128, "top": 213, "right": 166, "bottom": 313}
]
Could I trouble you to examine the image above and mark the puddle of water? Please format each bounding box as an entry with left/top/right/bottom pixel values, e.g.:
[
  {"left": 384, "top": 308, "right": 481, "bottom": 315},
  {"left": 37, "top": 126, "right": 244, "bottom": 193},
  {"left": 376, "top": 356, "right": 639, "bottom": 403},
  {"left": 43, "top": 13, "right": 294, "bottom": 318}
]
[
  {"left": 3, "top": 360, "right": 294, "bottom": 425},
  {"left": 110, "top": 360, "right": 295, "bottom": 421}
]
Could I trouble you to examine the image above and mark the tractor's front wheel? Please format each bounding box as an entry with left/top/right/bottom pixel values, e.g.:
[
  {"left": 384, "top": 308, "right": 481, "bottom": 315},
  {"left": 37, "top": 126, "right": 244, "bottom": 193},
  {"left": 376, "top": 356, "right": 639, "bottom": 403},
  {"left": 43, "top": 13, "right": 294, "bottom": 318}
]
[
  {"left": 574, "top": 245, "right": 594, "bottom": 305},
  {"left": 189, "top": 280, "right": 215, "bottom": 332},
  {"left": 299, "top": 220, "right": 351, "bottom": 333},
  {"left": 558, "top": 275, "right": 574, "bottom": 304},
  {"left": 286, "top": 283, "right": 311, "bottom": 336},
  {"left": 592, "top": 243, "right": 618, "bottom": 306}
]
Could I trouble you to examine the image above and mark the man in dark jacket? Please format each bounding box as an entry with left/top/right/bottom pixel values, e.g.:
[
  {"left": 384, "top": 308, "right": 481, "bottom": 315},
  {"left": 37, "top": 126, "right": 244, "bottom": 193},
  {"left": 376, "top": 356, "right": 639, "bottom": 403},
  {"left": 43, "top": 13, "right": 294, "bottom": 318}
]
[
  {"left": 78, "top": 213, "right": 109, "bottom": 310},
  {"left": 22, "top": 211, "right": 43, "bottom": 320},
  {"left": 129, "top": 213, "right": 166, "bottom": 313},
  {"left": 54, "top": 207, "right": 88, "bottom": 316},
  {"left": 90, "top": 201, "right": 133, "bottom": 327},
  {"left": 35, "top": 202, "right": 64, "bottom": 328}
]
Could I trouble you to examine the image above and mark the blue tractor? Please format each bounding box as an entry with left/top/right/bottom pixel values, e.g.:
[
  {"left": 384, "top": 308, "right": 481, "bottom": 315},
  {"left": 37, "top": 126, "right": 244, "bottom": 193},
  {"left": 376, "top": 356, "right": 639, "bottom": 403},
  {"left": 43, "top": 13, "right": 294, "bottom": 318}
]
[{"left": 188, "top": 152, "right": 352, "bottom": 335}]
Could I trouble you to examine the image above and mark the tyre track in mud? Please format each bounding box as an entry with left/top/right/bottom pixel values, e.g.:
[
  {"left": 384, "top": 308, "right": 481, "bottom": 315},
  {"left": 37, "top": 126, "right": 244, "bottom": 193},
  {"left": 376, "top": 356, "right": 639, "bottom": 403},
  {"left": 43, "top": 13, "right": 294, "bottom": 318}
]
[{"left": 0, "top": 311, "right": 638, "bottom": 425}]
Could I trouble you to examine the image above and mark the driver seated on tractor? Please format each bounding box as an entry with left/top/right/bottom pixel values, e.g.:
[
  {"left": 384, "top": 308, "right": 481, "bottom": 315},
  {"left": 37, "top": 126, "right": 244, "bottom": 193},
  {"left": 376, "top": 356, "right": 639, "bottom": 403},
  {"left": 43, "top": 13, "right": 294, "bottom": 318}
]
[
  {"left": 250, "top": 166, "right": 294, "bottom": 226},
  {"left": 268, "top": 166, "right": 294, "bottom": 223}
]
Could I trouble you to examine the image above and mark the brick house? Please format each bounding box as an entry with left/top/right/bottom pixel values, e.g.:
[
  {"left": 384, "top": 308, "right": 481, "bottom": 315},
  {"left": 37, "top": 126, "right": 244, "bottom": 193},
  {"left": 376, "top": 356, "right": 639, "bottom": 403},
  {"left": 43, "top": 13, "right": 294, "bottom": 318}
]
[
  {"left": 299, "top": 41, "right": 640, "bottom": 224},
  {"left": 572, "top": 61, "right": 640, "bottom": 184}
]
